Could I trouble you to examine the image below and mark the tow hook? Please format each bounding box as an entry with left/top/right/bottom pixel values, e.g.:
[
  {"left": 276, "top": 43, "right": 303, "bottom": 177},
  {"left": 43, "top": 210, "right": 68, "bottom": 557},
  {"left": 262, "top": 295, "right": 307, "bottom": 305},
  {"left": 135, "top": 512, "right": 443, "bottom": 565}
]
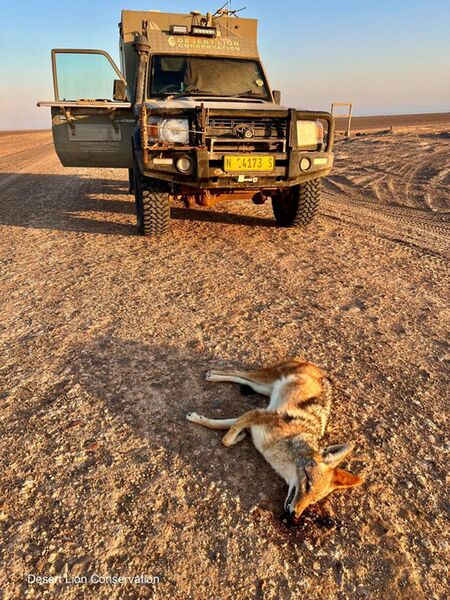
[{"left": 252, "top": 192, "right": 270, "bottom": 205}]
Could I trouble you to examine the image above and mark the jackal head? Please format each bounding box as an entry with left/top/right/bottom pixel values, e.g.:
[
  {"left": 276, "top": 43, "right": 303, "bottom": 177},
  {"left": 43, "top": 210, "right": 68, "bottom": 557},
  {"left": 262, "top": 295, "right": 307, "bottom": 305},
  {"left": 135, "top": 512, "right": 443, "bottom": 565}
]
[{"left": 285, "top": 444, "right": 363, "bottom": 519}]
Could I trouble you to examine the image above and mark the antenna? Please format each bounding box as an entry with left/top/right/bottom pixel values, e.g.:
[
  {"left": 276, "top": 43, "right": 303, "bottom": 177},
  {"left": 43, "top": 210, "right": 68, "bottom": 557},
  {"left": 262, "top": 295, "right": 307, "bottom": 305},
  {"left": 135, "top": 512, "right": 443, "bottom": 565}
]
[
  {"left": 213, "top": 2, "right": 246, "bottom": 18},
  {"left": 213, "top": 1, "right": 229, "bottom": 16}
]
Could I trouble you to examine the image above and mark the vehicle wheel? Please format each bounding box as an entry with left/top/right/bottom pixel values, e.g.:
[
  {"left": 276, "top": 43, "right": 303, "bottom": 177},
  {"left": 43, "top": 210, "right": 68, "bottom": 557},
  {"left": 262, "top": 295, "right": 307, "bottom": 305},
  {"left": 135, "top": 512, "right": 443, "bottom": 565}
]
[
  {"left": 134, "top": 170, "right": 170, "bottom": 236},
  {"left": 272, "top": 178, "right": 321, "bottom": 227}
]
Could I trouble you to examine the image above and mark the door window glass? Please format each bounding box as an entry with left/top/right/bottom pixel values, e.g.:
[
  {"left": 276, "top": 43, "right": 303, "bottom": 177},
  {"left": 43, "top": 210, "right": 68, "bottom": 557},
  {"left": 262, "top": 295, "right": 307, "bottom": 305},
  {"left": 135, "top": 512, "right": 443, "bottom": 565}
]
[{"left": 54, "top": 52, "right": 122, "bottom": 101}]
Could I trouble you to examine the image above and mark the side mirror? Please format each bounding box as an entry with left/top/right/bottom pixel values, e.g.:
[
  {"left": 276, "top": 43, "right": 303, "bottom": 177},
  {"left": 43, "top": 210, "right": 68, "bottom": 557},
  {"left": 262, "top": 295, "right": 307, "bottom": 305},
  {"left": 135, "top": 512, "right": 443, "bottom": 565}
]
[
  {"left": 273, "top": 90, "right": 281, "bottom": 105},
  {"left": 113, "top": 79, "right": 127, "bottom": 101}
]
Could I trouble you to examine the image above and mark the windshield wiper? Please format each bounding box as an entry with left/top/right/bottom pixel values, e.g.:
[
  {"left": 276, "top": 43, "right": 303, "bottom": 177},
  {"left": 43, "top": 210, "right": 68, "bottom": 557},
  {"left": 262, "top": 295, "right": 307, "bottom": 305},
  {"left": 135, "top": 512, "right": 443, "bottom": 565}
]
[
  {"left": 233, "top": 90, "right": 268, "bottom": 98},
  {"left": 184, "top": 88, "right": 215, "bottom": 94},
  {"left": 156, "top": 89, "right": 267, "bottom": 100},
  {"left": 160, "top": 89, "right": 216, "bottom": 98}
]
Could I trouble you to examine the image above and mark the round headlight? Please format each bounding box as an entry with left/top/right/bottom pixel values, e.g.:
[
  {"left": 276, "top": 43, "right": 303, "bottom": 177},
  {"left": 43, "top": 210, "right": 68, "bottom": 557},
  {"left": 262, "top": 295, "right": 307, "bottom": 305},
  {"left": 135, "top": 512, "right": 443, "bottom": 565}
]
[
  {"left": 159, "top": 118, "right": 189, "bottom": 144},
  {"left": 300, "top": 157, "right": 311, "bottom": 171},
  {"left": 176, "top": 156, "right": 193, "bottom": 173}
]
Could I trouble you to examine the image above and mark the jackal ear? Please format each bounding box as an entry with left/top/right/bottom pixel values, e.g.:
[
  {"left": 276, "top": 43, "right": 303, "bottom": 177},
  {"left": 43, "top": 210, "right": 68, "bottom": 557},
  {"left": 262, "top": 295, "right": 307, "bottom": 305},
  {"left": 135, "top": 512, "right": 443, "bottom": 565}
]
[
  {"left": 332, "top": 468, "right": 363, "bottom": 489},
  {"left": 322, "top": 443, "right": 354, "bottom": 466}
]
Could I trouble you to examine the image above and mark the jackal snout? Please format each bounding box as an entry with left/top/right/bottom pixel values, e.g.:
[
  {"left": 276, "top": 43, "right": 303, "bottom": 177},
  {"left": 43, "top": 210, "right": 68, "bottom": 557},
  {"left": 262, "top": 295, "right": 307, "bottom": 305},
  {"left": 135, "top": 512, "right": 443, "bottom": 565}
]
[{"left": 287, "top": 444, "right": 363, "bottom": 519}]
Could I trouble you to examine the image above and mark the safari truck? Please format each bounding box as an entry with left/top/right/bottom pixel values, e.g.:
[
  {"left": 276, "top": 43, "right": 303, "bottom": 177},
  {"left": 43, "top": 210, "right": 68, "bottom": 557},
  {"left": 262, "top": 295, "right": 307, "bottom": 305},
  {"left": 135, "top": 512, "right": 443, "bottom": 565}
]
[{"left": 38, "top": 9, "right": 335, "bottom": 236}]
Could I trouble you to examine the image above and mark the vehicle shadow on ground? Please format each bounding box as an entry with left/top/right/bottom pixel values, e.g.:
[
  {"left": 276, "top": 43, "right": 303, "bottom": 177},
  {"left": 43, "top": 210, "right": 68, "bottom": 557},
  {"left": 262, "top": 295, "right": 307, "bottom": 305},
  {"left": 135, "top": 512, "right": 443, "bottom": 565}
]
[
  {"left": 0, "top": 172, "right": 276, "bottom": 235},
  {"left": 171, "top": 206, "right": 276, "bottom": 227},
  {"left": 68, "top": 334, "right": 287, "bottom": 514},
  {"left": 0, "top": 173, "right": 135, "bottom": 236}
]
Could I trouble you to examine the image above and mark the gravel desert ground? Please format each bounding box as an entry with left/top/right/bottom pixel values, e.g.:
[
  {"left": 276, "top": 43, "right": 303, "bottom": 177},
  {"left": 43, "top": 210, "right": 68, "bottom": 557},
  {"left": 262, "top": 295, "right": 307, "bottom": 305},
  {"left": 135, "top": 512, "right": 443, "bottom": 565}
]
[
  {"left": 0, "top": 118, "right": 449, "bottom": 599},
  {"left": 334, "top": 111, "right": 450, "bottom": 133}
]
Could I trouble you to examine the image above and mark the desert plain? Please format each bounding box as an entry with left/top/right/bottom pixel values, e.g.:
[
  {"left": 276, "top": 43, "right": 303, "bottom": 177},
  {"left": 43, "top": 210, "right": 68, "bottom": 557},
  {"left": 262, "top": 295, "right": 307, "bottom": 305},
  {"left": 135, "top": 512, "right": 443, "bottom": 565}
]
[{"left": 0, "top": 113, "right": 449, "bottom": 599}]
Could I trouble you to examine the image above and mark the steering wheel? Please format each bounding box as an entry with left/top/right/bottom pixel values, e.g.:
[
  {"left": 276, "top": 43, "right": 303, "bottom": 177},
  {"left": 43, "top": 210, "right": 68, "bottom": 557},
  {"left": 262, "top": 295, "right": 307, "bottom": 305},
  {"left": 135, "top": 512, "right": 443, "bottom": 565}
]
[{"left": 158, "top": 84, "right": 181, "bottom": 94}]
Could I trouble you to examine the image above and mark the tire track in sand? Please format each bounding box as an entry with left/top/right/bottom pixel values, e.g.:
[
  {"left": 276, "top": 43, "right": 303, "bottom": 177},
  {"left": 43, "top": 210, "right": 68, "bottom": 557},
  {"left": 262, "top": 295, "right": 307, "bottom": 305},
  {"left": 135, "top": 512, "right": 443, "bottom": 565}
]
[
  {"left": 0, "top": 142, "right": 57, "bottom": 191},
  {"left": 322, "top": 132, "right": 450, "bottom": 257}
]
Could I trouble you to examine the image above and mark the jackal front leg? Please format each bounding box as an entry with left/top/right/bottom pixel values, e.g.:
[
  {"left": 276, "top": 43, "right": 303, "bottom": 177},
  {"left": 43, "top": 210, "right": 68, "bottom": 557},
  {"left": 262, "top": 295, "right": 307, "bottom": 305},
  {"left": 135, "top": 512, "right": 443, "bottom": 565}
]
[
  {"left": 186, "top": 412, "right": 239, "bottom": 431},
  {"left": 222, "top": 409, "right": 277, "bottom": 447}
]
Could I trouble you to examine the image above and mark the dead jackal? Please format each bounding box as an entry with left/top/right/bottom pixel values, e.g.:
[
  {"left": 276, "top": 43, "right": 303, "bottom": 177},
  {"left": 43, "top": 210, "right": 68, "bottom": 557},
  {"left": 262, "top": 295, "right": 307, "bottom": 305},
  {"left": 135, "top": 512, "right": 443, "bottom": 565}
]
[{"left": 186, "top": 358, "right": 362, "bottom": 520}]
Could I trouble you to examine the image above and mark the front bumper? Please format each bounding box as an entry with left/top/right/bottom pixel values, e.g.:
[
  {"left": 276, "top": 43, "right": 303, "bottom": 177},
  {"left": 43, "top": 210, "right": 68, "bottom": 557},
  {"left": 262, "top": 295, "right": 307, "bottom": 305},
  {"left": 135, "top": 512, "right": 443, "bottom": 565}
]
[
  {"left": 135, "top": 106, "right": 335, "bottom": 191},
  {"left": 135, "top": 148, "right": 334, "bottom": 190}
]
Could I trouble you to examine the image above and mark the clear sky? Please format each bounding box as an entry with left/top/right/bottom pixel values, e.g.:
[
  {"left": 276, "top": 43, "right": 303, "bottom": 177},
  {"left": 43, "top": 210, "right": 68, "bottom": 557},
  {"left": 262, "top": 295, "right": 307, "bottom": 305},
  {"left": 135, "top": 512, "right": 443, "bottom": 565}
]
[{"left": 1, "top": 0, "right": 449, "bottom": 129}]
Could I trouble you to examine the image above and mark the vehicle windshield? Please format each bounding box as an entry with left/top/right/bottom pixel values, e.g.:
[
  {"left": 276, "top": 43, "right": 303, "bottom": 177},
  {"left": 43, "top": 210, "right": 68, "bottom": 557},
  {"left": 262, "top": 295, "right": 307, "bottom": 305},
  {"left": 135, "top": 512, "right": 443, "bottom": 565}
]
[{"left": 149, "top": 55, "right": 271, "bottom": 99}]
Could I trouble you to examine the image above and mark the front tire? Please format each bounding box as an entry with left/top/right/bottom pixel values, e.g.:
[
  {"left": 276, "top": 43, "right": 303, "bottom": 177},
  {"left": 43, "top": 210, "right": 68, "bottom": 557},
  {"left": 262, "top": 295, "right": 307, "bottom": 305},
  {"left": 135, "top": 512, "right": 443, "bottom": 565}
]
[
  {"left": 134, "top": 169, "right": 170, "bottom": 236},
  {"left": 272, "top": 178, "right": 321, "bottom": 227}
]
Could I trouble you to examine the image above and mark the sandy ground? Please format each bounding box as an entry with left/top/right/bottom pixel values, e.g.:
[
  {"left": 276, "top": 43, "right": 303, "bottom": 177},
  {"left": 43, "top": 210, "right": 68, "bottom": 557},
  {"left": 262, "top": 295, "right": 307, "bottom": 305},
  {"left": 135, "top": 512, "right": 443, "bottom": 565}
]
[
  {"left": 334, "top": 112, "right": 450, "bottom": 132},
  {"left": 0, "top": 121, "right": 449, "bottom": 600}
]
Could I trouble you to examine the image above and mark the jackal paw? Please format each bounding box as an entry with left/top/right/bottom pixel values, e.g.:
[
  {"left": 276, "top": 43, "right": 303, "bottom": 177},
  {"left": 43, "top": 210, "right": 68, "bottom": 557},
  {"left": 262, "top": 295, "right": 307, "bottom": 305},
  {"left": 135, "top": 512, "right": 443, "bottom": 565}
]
[
  {"left": 205, "top": 370, "right": 215, "bottom": 382},
  {"left": 186, "top": 412, "right": 204, "bottom": 423},
  {"left": 222, "top": 431, "right": 246, "bottom": 446}
]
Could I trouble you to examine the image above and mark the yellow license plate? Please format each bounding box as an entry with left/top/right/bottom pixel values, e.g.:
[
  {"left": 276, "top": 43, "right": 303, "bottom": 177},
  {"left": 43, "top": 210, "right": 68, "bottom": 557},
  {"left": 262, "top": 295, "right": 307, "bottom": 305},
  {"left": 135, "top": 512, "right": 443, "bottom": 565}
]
[{"left": 224, "top": 155, "right": 275, "bottom": 172}]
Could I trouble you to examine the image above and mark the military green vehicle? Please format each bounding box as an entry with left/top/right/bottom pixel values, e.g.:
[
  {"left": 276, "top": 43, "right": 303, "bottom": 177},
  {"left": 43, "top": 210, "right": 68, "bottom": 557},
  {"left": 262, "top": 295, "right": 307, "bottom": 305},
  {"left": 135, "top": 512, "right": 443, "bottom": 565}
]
[{"left": 38, "top": 9, "right": 335, "bottom": 236}]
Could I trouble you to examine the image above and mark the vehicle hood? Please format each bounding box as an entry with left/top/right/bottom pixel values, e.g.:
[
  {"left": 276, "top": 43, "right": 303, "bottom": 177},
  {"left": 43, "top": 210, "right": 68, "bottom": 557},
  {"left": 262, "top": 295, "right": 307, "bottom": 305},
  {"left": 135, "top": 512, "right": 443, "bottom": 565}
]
[{"left": 144, "top": 97, "right": 291, "bottom": 113}]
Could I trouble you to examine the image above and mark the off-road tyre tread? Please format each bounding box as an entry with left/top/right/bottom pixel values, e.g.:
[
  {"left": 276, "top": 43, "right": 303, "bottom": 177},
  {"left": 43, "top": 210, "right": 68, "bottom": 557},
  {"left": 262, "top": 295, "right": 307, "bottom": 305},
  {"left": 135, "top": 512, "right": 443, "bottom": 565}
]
[
  {"left": 272, "top": 178, "right": 321, "bottom": 227},
  {"left": 134, "top": 172, "right": 170, "bottom": 237}
]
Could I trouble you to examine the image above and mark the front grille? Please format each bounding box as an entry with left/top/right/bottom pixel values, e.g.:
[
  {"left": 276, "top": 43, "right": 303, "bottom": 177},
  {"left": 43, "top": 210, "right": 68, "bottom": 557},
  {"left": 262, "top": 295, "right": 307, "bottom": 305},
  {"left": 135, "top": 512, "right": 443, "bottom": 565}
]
[
  {"left": 207, "top": 117, "right": 287, "bottom": 139},
  {"left": 205, "top": 117, "right": 287, "bottom": 152}
]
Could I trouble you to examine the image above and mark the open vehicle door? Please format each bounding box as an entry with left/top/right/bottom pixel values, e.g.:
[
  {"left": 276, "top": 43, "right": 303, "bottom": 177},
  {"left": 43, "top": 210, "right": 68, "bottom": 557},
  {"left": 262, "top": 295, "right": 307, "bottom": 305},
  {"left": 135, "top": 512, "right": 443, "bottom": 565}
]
[{"left": 38, "top": 49, "right": 134, "bottom": 168}]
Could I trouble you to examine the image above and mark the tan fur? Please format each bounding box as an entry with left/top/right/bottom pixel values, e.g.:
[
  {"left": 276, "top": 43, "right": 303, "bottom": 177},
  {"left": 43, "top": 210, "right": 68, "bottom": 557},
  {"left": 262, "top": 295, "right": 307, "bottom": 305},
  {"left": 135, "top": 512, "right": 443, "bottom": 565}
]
[{"left": 187, "top": 358, "right": 362, "bottom": 519}]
